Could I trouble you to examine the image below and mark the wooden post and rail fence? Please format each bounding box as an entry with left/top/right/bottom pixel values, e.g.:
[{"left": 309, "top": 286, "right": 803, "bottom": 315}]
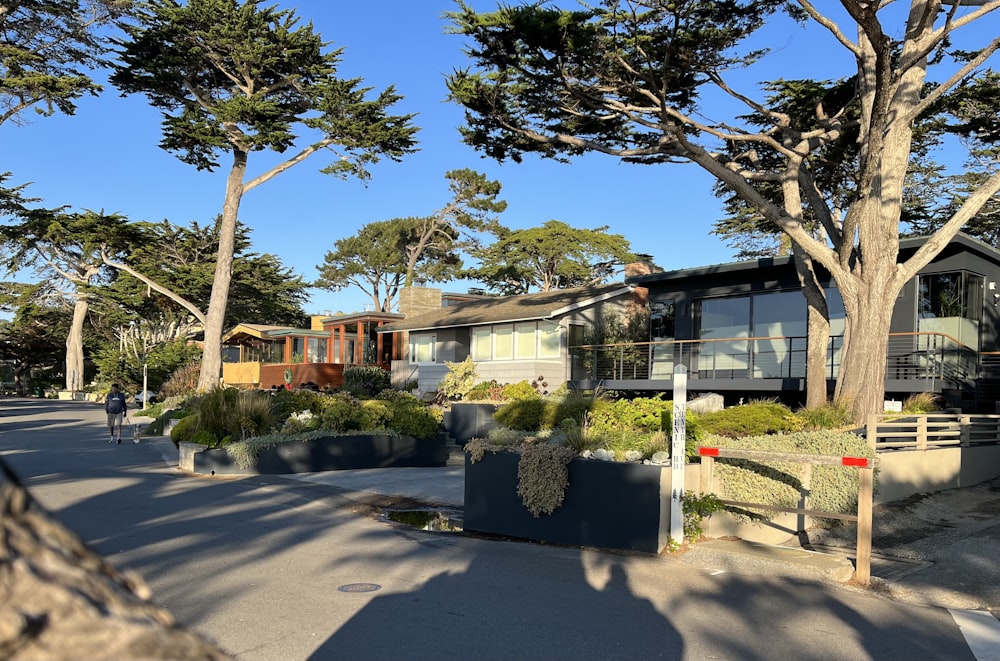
[{"left": 698, "top": 446, "right": 877, "bottom": 586}]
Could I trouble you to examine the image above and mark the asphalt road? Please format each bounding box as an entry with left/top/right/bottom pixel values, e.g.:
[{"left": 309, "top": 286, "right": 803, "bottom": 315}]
[{"left": 0, "top": 397, "right": 992, "bottom": 661}]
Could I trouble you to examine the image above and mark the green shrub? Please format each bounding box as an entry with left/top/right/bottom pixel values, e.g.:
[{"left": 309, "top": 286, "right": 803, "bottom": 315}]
[
  {"left": 319, "top": 392, "right": 366, "bottom": 432},
  {"left": 271, "top": 389, "right": 325, "bottom": 422},
  {"left": 191, "top": 430, "right": 219, "bottom": 446},
  {"left": 438, "top": 356, "right": 478, "bottom": 400},
  {"left": 280, "top": 410, "right": 321, "bottom": 434},
  {"left": 704, "top": 430, "right": 875, "bottom": 526},
  {"left": 494, "top": 398, "right": 548, "bottom": 431},
  {"left": 191, "top": 388, "right": 238, "bottom": 440},
  {"left": 696, "top": 401, "right": 801, "bottom": 438},
  {"left": 175, "top": 388, "right": 276, "bottom": 445},
  {"left": 464, "top": 429, "right": 526, "bottom": 462},
  {"left": 385, "top": 398, "right": 442, "bottom": 440},
  {"left": 374, "top": 389, "right": 420, "bottom": 403},
  {"left": 233, "top": 390, "right": 277, "bottom": 439},
  {"left": 501, "top": 380, "right": 540, "bottom": 401},
  {"left": 795, "top": 401, "right": 853, "bottom": 430},
  {"left": 343, "top": 366, "right": 391, "bottom": 397},
  {"left": 359, "top": 399, "right": 392, "bottom": 430},
  {"left": 588, "top": 396, "right": 672, "bottom": 435},
  {"left": 170, "top": 414, "right": 200, "bottom": 444},
  {"left": 541, "top": 392, "right": 595, "bottom": 428},
  {"left": 682, "top": 491, "right": 726, "bottom": 541},
  {"left": 465, "top": 380, "right": 504, "bottom": 402}
]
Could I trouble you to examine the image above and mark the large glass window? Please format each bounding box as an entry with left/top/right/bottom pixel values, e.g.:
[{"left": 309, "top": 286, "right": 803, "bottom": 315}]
[
  {"left": 698, "top": 297, "right": 751, "bottom": 376},
  {"left": 291, "top": 337, "right": 305, "bottom": 363},
  {"left": 472, "top": 328, "right": 492, "bottom": 361},
  {"left": 516, "top": 323, "right": 537, "bottom": 359},
  {"left": 411, "top": 334, "right": 436, "bottom": 363},
  {"left": 539, "top": 321, "right": 561, "bottom": 358},
  {"left": 650, "top": 300, "right": 676, "bottom": 377},
  {"left": 752, "top": 291, "right": 806, "bottom": 378},
  {"left": 494, "top": 325, "right": 514, "bottom": 360},
  {"left": 307, "top": 337, "right": 327, "bottom": 363},
  {"left": 471, "top": 322, "right": 562, "bottom": 361},
  {"left": 917, "top": 271, "right": 983, "bottom": 350}
]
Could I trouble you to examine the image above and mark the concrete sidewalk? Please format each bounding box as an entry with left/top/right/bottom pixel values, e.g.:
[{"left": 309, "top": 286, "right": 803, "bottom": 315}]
[{"left": 144, "top": 429, "right": 999, "bottom": 611}]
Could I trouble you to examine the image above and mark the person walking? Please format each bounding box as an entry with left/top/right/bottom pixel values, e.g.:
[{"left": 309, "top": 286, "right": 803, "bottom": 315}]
[{"left": 105, "top": 384, "right": 128, "bottom": 444}]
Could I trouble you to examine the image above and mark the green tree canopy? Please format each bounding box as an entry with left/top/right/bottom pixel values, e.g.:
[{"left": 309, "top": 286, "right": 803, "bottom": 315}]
[
  {"left": 0, "top": 282, "right": 70, "bottom": 395},
  {"left": 0, "top": 207, "right": 139, "bottom": 390},
  {"left": 111, "top": 0, "right": 419, "bottom": 390},
  {"left": 315, "top": 169, "right": 505, "bottom": 311},
  {"left": 315, "top": 217, "right": 461, "bottom": 313},
  {"left": 466, "top": 220, "right": 635, "bottom": 295},
  {"left": 0, "top": 0, "right": 123, "bottom": 126},
  {"left": 97, "top": 218, "right": 309, "bottom": 332},
  {"left": 401, "top": 168, "right": 506, "bottom": 286}
]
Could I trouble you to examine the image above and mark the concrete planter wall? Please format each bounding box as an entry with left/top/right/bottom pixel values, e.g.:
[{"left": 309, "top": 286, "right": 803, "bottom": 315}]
[
  {"left": 464, "top": 451, "right": 674, "bottom": 554},
  {"left": 444, "top": 402, "right": 499, "bottom": 443},
  {"left": 186, "top": 433, "right": 448, "bottom": 475}
]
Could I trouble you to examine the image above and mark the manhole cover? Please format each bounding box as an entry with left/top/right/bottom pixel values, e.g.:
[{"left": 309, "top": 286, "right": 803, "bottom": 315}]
[{"left": 337, "top": 583, "right": 382, "bottom": 593}]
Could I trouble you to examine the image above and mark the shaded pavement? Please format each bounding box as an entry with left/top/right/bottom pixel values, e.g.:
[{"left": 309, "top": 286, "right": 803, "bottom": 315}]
[{"left": 1, "top": 398, "right": 997, "bottom": 661}]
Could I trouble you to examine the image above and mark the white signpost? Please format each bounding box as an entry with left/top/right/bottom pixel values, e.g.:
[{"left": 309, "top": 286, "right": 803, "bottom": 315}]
[{"left": 670, "top": 364, "right": 687, "bottom": 544}]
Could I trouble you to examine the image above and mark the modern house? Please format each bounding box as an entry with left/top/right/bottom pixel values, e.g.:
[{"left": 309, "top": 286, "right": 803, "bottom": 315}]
[
  {"left": 377, "top": 283, "right": 644, "bottom": 394},
  {"left": 572, "top": 233, "right": 1000, "bottom": 410},
  {"left": 220, "top": 312, "right": 405, "bottom": 390}
]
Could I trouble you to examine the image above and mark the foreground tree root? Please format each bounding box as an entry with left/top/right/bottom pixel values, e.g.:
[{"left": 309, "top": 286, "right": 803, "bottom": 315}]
[{"left": 0, "top": 460, "right": 232, "bottom": 660}]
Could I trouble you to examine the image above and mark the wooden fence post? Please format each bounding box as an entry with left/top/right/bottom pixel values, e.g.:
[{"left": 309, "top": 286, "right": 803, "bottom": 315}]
[
  {"left": 700, "top": 455, "right": 715, "bottom": 536},
  {"left": 798, "top": 463, "right": 812, "bottom": 534},
  {"left": 866, "top": 414, "right": 878, "bottom": 451},
  {"left": 916, "top": 415, "right": 928, "bottom": 451},
  {"left": 855, "top": 465, "right": 874, "bottom": 586}
]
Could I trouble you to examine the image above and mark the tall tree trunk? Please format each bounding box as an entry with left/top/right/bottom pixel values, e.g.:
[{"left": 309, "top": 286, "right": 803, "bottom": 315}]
[
  {"left": 834, "top": 271, "right": 899, "bottom": 421},
  {"left": 805, "top": 304, "right": 830, "bottom": 408},
  {"left": 196, "top": 151, "right": 248, "bottom": 392},
  {"left": 65, "top": 296, "right": 88, "bottom": 392},
  {"left": 14, "top": 364, "right": 29, "bottom": 396},
  {"left": 790, "top": 243, "right": 831, "bottom": 409}
]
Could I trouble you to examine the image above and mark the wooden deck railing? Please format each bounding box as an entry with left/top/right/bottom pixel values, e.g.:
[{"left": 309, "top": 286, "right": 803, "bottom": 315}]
[{"left": 865, "top": 413, "right": 1000, "bottom": 450}]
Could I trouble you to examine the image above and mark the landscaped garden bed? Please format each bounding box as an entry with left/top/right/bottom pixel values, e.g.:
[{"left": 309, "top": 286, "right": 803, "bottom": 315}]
[{"left": 188, "top": 432, "right": 448, "bottom": 475}]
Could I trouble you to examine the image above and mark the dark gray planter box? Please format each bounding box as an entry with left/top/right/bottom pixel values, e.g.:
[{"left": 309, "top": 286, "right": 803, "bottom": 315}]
[
  {"left": 444, "top": 402, "right": 499, "bottom": 443},
  {"left": 464, "top": 451, "right": 672, "bottom": 554},
  {"left": 192, "top": 434, "right": 447, "bottom": 475}
]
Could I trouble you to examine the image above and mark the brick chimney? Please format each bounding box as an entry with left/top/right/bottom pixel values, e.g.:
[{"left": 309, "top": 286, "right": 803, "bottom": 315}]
[{"left": 398, "top": 286, "right": 443, "bottom": 317}]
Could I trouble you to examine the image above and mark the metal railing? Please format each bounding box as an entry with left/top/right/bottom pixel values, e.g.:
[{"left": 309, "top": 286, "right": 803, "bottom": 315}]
[{"left": 570, "top": 331, "right": 977, "bottom": 384}]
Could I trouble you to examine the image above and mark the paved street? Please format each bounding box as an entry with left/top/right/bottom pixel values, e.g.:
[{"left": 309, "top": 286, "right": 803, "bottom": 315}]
[{"left": 0, "top": 398, "right": 995, "bottom": 661}]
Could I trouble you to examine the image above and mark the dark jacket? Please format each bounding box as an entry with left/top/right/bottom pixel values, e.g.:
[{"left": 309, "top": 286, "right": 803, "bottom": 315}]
[{"left": 105, "top": 391, "right": 127, "bottom": 415}]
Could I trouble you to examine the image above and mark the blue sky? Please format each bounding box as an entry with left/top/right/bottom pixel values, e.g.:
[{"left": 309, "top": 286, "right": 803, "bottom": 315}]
[{"left": 4, "top": 1, "right": 996, "bottom": 317}]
